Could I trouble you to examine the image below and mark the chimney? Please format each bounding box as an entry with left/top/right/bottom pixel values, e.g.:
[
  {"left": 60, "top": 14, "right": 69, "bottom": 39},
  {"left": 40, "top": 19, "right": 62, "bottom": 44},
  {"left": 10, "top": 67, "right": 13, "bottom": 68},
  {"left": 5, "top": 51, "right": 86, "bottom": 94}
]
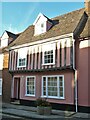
[{"left": 85, "top": 0, "right": 90, "bottom": 15}]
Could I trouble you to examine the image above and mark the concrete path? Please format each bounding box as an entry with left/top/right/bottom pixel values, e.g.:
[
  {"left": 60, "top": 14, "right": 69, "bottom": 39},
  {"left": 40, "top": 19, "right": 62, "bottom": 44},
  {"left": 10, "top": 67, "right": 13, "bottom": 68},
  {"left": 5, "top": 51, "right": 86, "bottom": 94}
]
[{"left": 1, "top": 103, "right": 90, "bottom": 120}]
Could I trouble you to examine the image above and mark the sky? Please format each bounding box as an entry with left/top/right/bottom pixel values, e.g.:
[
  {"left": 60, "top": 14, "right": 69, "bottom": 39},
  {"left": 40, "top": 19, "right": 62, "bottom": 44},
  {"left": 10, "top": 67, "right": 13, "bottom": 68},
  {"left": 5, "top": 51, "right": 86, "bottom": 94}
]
[{"left": 0, "top": 1, "right": 85, "bottom": 36}]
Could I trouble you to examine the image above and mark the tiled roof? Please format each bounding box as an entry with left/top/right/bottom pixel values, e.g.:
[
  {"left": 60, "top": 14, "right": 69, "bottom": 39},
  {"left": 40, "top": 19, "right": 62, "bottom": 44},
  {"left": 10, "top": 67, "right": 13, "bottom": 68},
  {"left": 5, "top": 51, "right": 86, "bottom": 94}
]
[
  {"left": 9, "top": 8, "right": 89, "bottom": 48},
  {"left": 5, "top": 31, "right": 20, "bottom": 44}
]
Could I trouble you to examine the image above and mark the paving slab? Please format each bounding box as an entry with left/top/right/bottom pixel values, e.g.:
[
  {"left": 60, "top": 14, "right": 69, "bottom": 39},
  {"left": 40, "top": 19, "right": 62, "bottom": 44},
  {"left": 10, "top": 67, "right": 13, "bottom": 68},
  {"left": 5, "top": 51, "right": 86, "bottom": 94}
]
[
  {"left": 72, "top": 112, "right": 90, "bottom": 119},
  {"left": 1, "top": 102, "right": 90, "bottom": 120},
  {"left": 2, "top": 108, "right": 65, "bottom": 120}
]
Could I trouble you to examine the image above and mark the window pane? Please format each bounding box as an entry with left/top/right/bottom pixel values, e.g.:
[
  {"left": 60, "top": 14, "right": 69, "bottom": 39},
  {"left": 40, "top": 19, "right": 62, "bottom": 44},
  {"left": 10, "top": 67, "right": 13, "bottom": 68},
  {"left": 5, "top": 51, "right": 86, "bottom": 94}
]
[
  {"left": 59, "top": 77, "right": 64, "bottom": 97},
  {"left": 44, "top": 50, "right": 54, "bottom": 64},
  {"left": 48, "top": 77, "right": 57, "bottom": 97},
  {"left": 18, "top": 58, "right": 26, "bottom": 67},
  {"left": 43, "top": 77, "right": 46, "bottom": 96}
]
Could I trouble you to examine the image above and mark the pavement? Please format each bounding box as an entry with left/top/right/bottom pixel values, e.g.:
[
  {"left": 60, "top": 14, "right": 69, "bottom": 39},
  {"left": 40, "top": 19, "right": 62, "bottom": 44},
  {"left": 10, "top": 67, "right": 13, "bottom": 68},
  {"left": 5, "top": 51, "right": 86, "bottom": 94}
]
[{"left": 0, "top": 102, "right": 90, "bottom": 120}]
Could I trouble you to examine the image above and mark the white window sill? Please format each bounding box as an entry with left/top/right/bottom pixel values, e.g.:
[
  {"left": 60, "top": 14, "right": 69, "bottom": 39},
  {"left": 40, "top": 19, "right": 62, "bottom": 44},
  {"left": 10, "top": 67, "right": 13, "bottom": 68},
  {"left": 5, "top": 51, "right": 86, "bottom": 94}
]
[
  {"left": 25, "top": 94, "right": 35, "bottom": 97},
  {"left": 42, "top": 63, "right": 55, "bottom": 66},
  {"left": 41, "top": 96, "right": 65, "bottom": 100},
  {"left": 17, "top": 66, "right": 26, "bottom": 68}
]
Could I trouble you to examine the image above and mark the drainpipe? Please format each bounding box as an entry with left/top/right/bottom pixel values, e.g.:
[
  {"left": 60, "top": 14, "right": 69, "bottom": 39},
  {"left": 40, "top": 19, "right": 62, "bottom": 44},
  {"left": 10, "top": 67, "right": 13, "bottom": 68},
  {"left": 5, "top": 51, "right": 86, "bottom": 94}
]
[
  {"left": 75, "top": 70, "right": 78, "bottom": 112},
  {"left": 72, "top": 34, "right": 78, "bottom": 112}
]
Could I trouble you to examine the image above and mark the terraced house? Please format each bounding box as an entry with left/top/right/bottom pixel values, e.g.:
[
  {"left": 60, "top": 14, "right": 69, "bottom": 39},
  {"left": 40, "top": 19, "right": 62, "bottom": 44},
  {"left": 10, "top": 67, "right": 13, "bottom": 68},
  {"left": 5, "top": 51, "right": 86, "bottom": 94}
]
[
  {"left": 8, "top": 0, "right": 90, "bottom": 113},
  {"left": 0, "top": 31, "right": 19, "bottom": 102}
]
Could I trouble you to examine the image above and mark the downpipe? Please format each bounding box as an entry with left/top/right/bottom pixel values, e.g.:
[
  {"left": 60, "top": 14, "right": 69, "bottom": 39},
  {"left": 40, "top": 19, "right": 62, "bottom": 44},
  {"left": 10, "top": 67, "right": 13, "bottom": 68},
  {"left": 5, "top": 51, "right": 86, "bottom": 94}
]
[{"left": 72, "top": 35, "right": 78, "bottom": 113}]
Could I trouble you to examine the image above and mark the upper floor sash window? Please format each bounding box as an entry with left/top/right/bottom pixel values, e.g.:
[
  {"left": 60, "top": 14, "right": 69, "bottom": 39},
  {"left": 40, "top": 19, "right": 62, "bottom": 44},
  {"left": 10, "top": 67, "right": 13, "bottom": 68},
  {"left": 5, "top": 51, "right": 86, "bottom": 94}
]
[
  {"left": 17, "top": 47, "right": 27, "bottom": 68},
  {"left": 42, "top": 43, "right": 55, "bottom": 65}
]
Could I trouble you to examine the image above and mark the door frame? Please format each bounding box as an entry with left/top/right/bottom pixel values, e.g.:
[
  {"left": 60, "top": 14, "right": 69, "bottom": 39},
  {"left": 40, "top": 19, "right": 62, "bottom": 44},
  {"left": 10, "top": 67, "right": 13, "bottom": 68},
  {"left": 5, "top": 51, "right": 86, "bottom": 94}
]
[{"left": 14, "top": 77, "right": 20, "bottom": 100}]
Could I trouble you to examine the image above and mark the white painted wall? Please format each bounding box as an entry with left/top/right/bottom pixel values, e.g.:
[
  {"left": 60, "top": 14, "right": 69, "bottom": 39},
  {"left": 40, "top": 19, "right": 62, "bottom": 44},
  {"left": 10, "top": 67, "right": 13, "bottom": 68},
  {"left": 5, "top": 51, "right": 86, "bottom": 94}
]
[
  {"left": 33, "top": 13, "right": 47, "bottom": 35},
  {"left": 1, "top": 31, "right": 9, "bottom": 48},
  {"left": 0, "top": 54, "right": 3, "bottom": 70}
]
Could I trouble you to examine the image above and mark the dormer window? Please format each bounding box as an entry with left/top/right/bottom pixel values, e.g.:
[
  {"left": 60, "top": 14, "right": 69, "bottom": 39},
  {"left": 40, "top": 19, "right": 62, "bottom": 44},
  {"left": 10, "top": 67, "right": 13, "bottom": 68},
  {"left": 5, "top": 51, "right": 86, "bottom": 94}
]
[
  {"left": 41, "top": 23, "right": 44, "bottom": 32},
  {"left": 41, "top": 23, "right": 44, "bottom": 28},
  {"left": 33, "top": 13, "right": 53, "bottom": 36}
]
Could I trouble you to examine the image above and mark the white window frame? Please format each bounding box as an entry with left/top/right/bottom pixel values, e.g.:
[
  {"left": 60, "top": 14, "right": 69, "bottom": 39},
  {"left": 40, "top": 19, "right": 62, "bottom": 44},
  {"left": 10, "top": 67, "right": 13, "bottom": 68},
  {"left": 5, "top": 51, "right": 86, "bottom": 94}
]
[
  {"left": 42, "top": 43, "right": 55, "bottom": 65},
  {"left": 25, "top": 76, "right": 36, "bottom": 97},
  {"left": 0, "top": 78, "right": 2, "bottom": 96},
  {"left": 17, "top": 48, "right": 27, "bottom": 68},
  {"left": 18, "top": 58, "right": 26, "bottom": 68},
  {"left": 42, "top": 75, "right": 64, "bottom": 99}
]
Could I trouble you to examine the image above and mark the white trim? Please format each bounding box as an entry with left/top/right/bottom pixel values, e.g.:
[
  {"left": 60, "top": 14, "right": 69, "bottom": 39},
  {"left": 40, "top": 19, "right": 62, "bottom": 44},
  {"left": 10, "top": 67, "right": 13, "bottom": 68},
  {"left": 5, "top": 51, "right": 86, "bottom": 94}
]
[
  {"left": 0, "top": 78, "right": 2, "bottom": 96},
  {"left": 42, "top": 63, "right": 55, "bottom": 66},
  {"left": 17, "top": 59, "right": 27, "bottom": 68},
  {"left": 25, "top": 76, "right": 36, "bottom": 97},
  {"left": 17, "top": 48, "right": 27, "bottom": 68},
  {"left": 33, "top": 13, "right": 47, "bottom": 25},
  {"left": 25, "top": 94, "right": 35, "bottom": 97},
  {"left": 80, "top": 40, "right": 90, "bottom": 48},
  {"left": 42, "top": 75, "right": 65, "bottom": 99},
  {"left": 42, "top": 43, "right": 55, "bottom": 65},
  {"left": 9, "top": 33, "right": 73, "bottom": 50}
]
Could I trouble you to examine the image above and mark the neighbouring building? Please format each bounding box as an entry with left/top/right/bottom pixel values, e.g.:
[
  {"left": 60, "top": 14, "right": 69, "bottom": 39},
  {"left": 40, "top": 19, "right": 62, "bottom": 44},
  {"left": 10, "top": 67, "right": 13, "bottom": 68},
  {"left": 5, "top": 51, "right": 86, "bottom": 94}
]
[
  {"left": 0, "top": 31, "right": 19, "bottom": 102},
  {"left": 0, "top": 37, "right": 3, "bottom": 99},
  {"left": 8, "top": 0, "right": 90, "bottom": 113}
]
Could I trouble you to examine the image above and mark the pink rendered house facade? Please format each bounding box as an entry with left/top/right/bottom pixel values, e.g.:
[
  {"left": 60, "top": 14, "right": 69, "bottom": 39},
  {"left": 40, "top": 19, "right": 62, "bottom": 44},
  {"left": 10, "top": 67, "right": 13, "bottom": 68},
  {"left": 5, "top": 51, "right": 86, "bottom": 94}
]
[{"left": 9, "top": 1, "right": 90, "bottom": 113}]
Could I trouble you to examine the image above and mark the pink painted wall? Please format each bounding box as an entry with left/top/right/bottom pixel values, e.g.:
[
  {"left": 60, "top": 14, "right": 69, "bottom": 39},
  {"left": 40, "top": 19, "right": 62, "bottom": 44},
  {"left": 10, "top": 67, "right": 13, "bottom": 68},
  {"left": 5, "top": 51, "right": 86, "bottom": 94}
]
[
  {"left": 78, "top": 47, "right": 90, "bottom": 107},
  {"left": 66, "top": 47, "right": 71, "bottom": 66},
  {"left": 12, "top": 70, "right": 74, "bottom": 105}
]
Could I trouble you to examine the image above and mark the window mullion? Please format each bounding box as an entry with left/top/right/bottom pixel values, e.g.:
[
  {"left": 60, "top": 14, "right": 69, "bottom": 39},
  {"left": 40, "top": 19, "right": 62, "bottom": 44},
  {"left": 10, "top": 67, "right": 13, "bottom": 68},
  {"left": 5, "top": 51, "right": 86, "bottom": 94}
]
[
  {"left": 63, "top": 76, "right": 64, "bottom": 98},
  {"left": 46, "top": 77, "right": 48, "bottom": 97},
  {"left": 57, "top": 77, "right": 59, "bottom": 98},
  {"left": 53, "top": 49, "right": 55, "bottom": 64}
]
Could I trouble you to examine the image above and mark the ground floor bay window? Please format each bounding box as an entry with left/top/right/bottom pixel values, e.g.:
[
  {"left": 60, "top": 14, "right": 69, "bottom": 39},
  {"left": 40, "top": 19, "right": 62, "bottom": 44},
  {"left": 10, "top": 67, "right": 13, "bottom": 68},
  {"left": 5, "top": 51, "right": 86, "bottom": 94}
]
[{"left": 42, "top": 75, "right": 64, "bottom": 99}]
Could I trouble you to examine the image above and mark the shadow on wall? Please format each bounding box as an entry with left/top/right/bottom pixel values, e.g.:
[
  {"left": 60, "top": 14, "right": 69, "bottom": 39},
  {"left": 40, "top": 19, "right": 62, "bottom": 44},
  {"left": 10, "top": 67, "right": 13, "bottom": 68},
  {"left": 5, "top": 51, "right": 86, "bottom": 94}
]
[{"left": 2, "top": 68, "right": 12, "bottom": 103}]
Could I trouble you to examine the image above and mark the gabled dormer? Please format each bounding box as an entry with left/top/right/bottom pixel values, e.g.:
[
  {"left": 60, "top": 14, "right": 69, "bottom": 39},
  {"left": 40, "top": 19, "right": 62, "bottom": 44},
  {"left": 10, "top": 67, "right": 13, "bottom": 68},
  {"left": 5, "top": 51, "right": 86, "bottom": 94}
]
[
  {"left": 33, "top": 13, "right": 53, "bottom": 36},
  {"left": 0, "top": 31, "right": 19, "bottom": 48},
  {"left": 0, "top": 31, "right": 9, "bottom": 48}
]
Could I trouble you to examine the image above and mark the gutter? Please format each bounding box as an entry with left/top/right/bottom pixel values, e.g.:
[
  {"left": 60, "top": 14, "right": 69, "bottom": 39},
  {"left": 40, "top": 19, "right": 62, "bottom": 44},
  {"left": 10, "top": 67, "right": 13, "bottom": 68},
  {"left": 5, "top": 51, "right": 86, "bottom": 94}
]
[{"left": 72, "top": 34, "right": 78, "bottom": 113}]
